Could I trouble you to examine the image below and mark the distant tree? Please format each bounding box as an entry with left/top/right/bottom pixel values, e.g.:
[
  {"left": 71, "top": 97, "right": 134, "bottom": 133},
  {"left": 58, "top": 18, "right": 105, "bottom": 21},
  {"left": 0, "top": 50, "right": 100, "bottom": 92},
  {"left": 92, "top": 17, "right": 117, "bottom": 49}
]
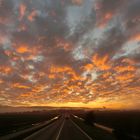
[{"left": 84, "top": 111, "right": 95, "bottom": 126}]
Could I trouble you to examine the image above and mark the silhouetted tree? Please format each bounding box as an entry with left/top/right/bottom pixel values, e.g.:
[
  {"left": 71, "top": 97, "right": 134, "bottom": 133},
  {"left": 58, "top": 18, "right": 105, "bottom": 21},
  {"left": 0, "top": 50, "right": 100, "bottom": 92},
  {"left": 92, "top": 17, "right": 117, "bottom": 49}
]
[{"left": 84, "top": 111, "right": 95, "bottom": 126}]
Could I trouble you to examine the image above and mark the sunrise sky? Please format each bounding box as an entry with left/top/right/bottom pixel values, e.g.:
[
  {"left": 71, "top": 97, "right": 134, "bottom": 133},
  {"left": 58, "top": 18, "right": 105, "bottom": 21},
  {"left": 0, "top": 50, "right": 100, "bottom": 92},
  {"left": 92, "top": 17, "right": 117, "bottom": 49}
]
[{"left": 0, "top": 0, "right": 140, "bottom": 109}]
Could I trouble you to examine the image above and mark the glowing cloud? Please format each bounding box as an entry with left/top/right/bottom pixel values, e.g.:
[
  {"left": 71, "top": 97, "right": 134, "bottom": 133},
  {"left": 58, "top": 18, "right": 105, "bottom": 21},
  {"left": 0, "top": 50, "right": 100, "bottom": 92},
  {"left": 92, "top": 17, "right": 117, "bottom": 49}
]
[
  {"left": 0, "top": 0, "right": 139, "bottom": 109},
  {"left": 19, "top": 3, "right": 26, "bottom": 20}
]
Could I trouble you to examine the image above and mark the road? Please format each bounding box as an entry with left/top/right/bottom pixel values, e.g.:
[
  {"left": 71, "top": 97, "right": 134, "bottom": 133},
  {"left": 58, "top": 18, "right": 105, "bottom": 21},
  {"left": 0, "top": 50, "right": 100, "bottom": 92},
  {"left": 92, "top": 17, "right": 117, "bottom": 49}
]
[
  {"left": 25, "top": 116, "right": 93, "bottom": 140},
  {"left": 0, "top": 115, "right": 117, "bottom": 140}
]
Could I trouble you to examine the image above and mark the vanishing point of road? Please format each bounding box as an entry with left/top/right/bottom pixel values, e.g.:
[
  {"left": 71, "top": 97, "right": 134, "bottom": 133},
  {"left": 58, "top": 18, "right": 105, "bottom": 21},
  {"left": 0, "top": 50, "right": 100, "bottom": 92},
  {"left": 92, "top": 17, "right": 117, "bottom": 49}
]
[{"left": 24, "top": 115, "right": 93, "bottom": 140}]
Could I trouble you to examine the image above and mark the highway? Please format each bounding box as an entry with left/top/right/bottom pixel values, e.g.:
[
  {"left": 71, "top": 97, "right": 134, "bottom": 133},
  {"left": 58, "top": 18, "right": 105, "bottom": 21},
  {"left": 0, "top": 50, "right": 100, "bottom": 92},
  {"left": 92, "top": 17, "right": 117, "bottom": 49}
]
[
  {"left": 24, "top": 116, "right": 93, "bottom": 140},
  {"left": 0, "top": 115, "right": 117, "bottom": 140}
]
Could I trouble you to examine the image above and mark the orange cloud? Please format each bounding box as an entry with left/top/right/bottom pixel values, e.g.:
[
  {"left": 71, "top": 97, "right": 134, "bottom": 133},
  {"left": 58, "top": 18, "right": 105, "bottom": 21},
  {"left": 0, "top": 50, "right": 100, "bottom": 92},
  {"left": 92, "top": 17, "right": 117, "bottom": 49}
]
[
  {"left": 28, "top": 10, "right": 38, "bottom": 22},
  {"left": 55, "top": 38, "right": 73, "bottom": 51},
  {"left": 19, "top": 92, "right": 33, "bottom": 97},
  {"left": 67, "top": 69, "right": 81, "bottom": 81},
  {"left": 0, "top": 66, "right": 12, "bottom": 75},
  {"left": 19, "top": 3, "right": 26, "bottom": 20},
  {"left": 92, "top": 54, "right": 111, "bottom": 70},
  {"left": 12, "top": 83, "right": 30, "bottom": 89},
  {"left": 97, "top": 12, "right": 113, "bottom": 28},
  {"left": 49, "top": 65, "right": 79, "bottom": 80},
  {"left": 17, "top": 84, "right": 48, "bottom": 99},
  {"left": 14, "top": 44, "right": 41, "bottom": 61},
  {"left": 0, "top": 35, "right": 7, "bottom": 44},
  {"left": 38, "top": 72, "right": 46, "bottom": 77},
  {"left": 102, "top": 72, "right": 111, "bottom": 79},
  {"left": 83, "top": 63, "right": 94, "bottom": 71},
  {"left": 104, "top": 13, "right": 113, "bottom": 20},
  {"left": 50, "top": 65, "right": 70, "bottom": 73},
  {"left": 116, "top": 72, "right": 134, "bottom": 82},
  {"left": 16, "top": 45, "right": 29, "bottom": 54},
  {"left": 48, "top": 74, "right": 55, "bottom": 79},
  {"left": 0, "top": 80, "right": 3, "bottom": 84},
  {"left": 115, "top": 65, "right": 136, "bottom": 73},
  {"left": 72, "top": 0, "right": 83, "bottom": 5},
  {"left": 129, "top": 33, "right": 140, "bottom": 42},
  {"left": 122, "top": 58, "right": 135, "bottom": 65},
  {"left": 31, "top": 84, "right": 48, "bottom": 93}
]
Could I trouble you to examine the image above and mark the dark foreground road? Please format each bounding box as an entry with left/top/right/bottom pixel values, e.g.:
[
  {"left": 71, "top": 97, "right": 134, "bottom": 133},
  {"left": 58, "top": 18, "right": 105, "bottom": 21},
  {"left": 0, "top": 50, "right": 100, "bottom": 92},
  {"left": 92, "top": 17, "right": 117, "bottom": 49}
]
[
  {"left": 0, "top": 115, "right": 117, "bottom": 140},
  {"left": 25, "top": 117, "right": 93, "bottom": 140}
]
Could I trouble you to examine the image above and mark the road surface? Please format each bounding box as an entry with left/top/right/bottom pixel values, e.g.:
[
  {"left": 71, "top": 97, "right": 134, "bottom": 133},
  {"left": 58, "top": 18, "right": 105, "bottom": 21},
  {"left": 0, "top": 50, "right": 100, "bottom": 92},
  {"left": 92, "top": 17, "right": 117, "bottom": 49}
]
[
  {"left": 0, "top": 115, "right": 117, "bottom": 140},
  {"left": 25, "top": 116, "right": 93, "bottom": 140}
]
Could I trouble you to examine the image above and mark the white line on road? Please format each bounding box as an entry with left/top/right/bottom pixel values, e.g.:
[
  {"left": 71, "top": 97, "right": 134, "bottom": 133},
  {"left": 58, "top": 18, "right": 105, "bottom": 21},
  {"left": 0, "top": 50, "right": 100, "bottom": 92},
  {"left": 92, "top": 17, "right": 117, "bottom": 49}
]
[
  {"left": 72, "top": 114, "right": 84, "bottom": 121},
  {"left": 55, "top": 119, "right": 65, "bottom": 140},
  {"left": 24, "top": 117, "right": 59, "bottom": 140},
  {"left": 0, "top": 116, "right": 59, "bottom": 140},
  {"left": 94, "top": 123, "right": 114, "bottom": 133},
  {"left": 70, "top": 119, "right": 94, "bottom": 140},
  {"left": 72, "top": 114, "right": 114, "bottom": 134}
]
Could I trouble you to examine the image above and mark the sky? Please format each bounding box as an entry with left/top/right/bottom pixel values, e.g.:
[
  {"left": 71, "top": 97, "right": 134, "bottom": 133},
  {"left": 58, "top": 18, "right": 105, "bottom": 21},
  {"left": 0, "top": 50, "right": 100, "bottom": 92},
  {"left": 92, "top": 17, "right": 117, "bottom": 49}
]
[{"left": 0, "top": 0, "right": 140, "bottom": 109}]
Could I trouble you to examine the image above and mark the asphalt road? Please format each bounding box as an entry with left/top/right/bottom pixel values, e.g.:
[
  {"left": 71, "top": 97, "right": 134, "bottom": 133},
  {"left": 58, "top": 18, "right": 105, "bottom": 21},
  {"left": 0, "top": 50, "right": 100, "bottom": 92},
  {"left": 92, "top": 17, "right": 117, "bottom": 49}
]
[
  {"left": 24, "top": 116, "right": 93, "bottom": 140},
  {"left": 0, "top": 115, "right": 117, "bottom": 140}
]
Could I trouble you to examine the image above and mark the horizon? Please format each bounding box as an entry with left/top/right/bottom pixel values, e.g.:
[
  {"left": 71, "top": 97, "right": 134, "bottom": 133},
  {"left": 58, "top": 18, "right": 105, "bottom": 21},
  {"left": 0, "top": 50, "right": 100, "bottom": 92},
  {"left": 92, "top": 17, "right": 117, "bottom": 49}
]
[{"left": 1, "top": 104, "right": 140, "bottom": 111}]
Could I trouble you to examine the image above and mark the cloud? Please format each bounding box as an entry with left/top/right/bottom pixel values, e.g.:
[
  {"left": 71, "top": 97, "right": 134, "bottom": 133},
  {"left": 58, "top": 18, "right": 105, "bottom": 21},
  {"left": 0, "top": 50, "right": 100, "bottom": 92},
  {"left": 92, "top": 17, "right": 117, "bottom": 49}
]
[
  {"left": 123, "top": 0, "right": 140, "bottom": 29},
  {"left": 92, "top": 54, "right": 111, "bottom": 70},
  {"left": 94, "top": 0, "right": 126, "bottom": 27},
  {"left": 0, "top": 0, "right": 140, "bottom": 109},
  {"left": 0, "top": 47, "right": 9, "bottom": 64},
  {"left": 28, "top": 10, "right": 39, "bottom": 22},
  {"left": 71, "top": 0, "right": 83, "bottom": 5},
  {"left": 12, "top": 83, "right": 30, "bottom": 89},
  {"left": 19, "top": 3, "right": 26, "bottom": 20},
  {"left": 0, "top": 0, "right": 14, "bottom": 24},
  {"left": 93, "top": 26, "right": 127, "bottom": 60}
]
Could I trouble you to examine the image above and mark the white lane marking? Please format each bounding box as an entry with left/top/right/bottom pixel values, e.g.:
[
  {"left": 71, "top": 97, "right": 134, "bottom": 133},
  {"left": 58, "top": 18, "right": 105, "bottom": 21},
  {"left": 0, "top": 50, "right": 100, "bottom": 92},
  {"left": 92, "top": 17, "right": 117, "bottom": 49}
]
[
  {"left": 94, "top": 123, "right": 114, "bottom": 133},
  {"left": 24, "top": 123, "right": 56, "bottom": 140},
  {"left": 24, "top": 117, "right": 60, "bottom": 140},
  {"left": 72, "top": 115, "right": 84, "bottom": 121},
  {"left": 70, "top": 119, "right": 93, "bottom": 140},
  {"left": 55, "top": 119, "right": 65, "bottom": 140},
  {"left": 0, "top": 116, "right": 59, "bottom": 140},
  {"left": 72, "top": 114, "right": 114, "bottom": 134}
]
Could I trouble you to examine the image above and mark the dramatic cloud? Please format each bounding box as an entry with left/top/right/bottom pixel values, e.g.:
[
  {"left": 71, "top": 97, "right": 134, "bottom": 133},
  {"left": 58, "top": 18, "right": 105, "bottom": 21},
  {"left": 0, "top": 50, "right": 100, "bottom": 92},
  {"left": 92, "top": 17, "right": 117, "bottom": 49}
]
[{"left": 0, "top": 0, "right": 140, "bottom": 109}]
